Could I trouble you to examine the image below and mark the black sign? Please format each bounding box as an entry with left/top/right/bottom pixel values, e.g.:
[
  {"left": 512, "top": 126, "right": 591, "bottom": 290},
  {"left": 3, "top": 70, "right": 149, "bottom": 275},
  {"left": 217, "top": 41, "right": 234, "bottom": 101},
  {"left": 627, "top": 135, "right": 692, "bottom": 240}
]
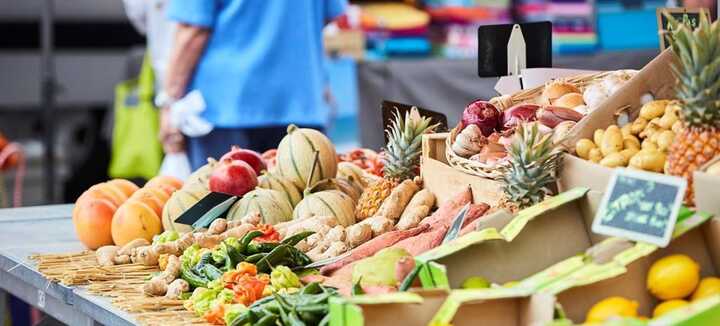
[
  {"left": 657, "top": 8, "right": 710, "bottom": 50},
  {"left": 592, "top": 169, "right": 687, "bottom": 247},
  {"left": 175, "top": 192, "right": 237, "bottom": 229},
  {"left": 381, "top": 100, "right": 448, "bottom": 145},
  {"left": 477, "top": 21, "right": 552, "bottom": 77}
]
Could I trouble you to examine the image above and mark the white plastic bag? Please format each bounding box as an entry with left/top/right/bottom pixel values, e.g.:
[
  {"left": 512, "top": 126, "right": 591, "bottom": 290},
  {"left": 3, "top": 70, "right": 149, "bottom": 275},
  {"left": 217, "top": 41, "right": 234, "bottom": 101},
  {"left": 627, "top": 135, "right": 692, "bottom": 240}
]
[{"left": 159, "top": 152, "right": 192, "bottom": 181}]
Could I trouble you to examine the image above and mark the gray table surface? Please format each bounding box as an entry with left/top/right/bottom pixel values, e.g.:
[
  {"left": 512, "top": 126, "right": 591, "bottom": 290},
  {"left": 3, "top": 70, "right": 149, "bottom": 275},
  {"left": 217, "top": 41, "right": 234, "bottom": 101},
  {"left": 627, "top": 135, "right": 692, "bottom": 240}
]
[
  {"left": 0, "top": 205, "right": 136, "bottom": 326},
  {"left": 357, "top": 50, "right": 661, "bottom": 149}
]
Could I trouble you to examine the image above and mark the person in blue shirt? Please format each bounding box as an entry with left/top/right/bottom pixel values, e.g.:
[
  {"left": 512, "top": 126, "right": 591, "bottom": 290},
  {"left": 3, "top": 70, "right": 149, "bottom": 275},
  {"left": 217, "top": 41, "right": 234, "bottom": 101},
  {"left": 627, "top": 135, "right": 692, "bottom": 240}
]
[{"left": 159, "top": 0, "right": 347, "bottom": 170}]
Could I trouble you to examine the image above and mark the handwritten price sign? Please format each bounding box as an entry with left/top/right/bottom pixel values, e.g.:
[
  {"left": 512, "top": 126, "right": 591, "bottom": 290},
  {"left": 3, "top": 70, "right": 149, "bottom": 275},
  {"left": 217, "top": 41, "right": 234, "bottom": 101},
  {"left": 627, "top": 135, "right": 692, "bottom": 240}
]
[{"left": 592, "top": 169, "right": 687, "bottom": 247}]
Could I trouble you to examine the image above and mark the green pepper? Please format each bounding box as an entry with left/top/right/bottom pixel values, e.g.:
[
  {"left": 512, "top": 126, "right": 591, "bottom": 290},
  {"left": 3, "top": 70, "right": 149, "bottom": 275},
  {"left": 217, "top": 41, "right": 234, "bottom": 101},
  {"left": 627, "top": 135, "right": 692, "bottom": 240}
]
[
  {"left": 256, "top": 245, "right": 292, "bottom": 273},
  {"left": 202, "top": 264, "right": 224, "bottom": 281},
  {"left": 239, "top": 230, "right": 264, "bottom": 253},
  {"left": 290, "top": 248, "right": 313, "bottom": 267},
  {"left": 245, "top": 253, "right": 268, "bottom": 264},
  {"left": 351, "top": 278, "right": 365, "bottom": 296},
  {"left": 255, "top": 314, "right": 278, "bottom": 326},
  {"left": 281, "top": 231, "right": 315, "bottom": 246},
  {"left": 287, "top": 310, "right": 307, "bottom": 326},
  {"left": 318, "top": 313, "right": 330, "bottom": 326},
  {"left": 180, "top": 264, "right": 209, "bottom": 288},
  {"left": 246, "top": 242, "right": 280, "bottom": 255},
  {"left": 295, "top": 304, "right": 327, "bottom": 313},
  {"left": 301, "top": 282, "right": 322, "bottom": 295}
]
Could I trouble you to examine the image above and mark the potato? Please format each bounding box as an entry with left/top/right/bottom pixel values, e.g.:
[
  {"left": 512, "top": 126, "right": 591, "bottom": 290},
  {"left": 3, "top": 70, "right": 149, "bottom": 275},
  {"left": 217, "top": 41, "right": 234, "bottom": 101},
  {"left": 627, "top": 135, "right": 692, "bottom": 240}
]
[
  {"left": 640, "top": 122, "right": 662, "bottom": 140},
  {"left": 621, "top": 124, "right": 632, "bottom": 137},
  {"left": 628, "top": 149, "right": 666, "bottom": 172},
  {"left": 658, "top": 109, "right": 678, "bottom": 130},
  {"left": 594, "top": 129, "right": 605, "bottom": 148},
  {"left": 619, "top": 148, "right": 639, "bottom": 162},
  {"left": 641, "top": 139, "right": 658, "bottom": 150},
  {"left": 630, "top": 118, "right": 648, "bottom": 135},
  {"left": 576, "top": 139, "right": 597, "bottom": 159},
  {"left": 639, "top": 100, "right": 668, "bottom": 120},
  {"left": 656, "top": 130, "right": 675, "bottom": 151},
  {"left": 600, "top": 125, "right": 623, "bottom": 156},
  {"left": 672, "top": 120, "right": 683, "bottom": 134},
  {"left": 623, "top": 135, "right": 641, "bottom": 150},
  {"left": 600, "top": 152, "right": 627, "bottom": 168},
  {"left": 588, "top": 148, "right": 603, "bottom": 163}
]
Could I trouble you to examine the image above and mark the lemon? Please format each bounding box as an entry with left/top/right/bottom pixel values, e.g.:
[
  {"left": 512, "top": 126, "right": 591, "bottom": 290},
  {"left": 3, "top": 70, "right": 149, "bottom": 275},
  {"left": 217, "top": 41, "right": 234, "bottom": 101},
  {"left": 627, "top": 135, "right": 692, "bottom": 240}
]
[
  {"left": 586, "top": 296, "right": 639, "bottom": 323},
  {"left": 653, "top": 299, "right": 689, "bottom": 318},
  {"left": 692, "top": 277, "right": 720, "bottom": 301},
  {"left": 647, "top": 254, "right": 700, "bottom": 300},
  {"left": 461, "top": 276, "right": 490, "bottom": 289}
]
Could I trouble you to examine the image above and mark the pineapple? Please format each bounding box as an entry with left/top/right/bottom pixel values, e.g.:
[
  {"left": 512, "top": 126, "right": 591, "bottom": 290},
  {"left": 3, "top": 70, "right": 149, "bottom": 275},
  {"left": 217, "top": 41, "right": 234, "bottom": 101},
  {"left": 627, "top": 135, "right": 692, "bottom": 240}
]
[
  {"left": 665, "top": 14, "right": 720, "bottom": 204},
  {"left": 501, "top": 123, "right": 563, "bottom": 210},
  {"left": 355, "top": 107, "right": 438, "bottom": 219}
]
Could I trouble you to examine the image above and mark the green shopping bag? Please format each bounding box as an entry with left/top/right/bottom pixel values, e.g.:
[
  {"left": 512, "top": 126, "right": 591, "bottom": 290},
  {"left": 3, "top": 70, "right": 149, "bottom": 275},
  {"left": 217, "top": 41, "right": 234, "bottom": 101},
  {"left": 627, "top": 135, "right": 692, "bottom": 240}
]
[{"left": 109, "top": 54, "right": 163, "bottom": 180}]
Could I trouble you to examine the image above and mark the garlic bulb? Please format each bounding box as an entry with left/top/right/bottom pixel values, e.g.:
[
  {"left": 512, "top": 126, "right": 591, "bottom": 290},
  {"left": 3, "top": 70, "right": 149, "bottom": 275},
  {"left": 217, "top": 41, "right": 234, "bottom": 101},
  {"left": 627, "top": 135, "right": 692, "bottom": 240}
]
[
  {"left": 583, "top": 83, "right": 609, "bottom": 109},
  {"left": 572, "top": 105, "right": 589, "bottom": 115},
  {"left": 452, "top": 124, "right": 485, "bottom": 157},
  {"left": 640, "top": 93, "right": 654, "bottom": 105}
]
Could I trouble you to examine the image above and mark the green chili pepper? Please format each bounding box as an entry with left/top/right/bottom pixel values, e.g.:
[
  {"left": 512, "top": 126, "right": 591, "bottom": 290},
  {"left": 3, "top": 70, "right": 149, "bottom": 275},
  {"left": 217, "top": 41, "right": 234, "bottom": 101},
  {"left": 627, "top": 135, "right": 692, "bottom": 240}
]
[
  {"left": 295, "top": 304, "right": 327, "bottom": 313},
  {"left": 352, "top": 278, "right": 365, "bottom": 296},
  {"left": 301, "top": 282, "right": 322, "bottom": 295},
  {"left": 239, "top": 230, "right": 264, "bottom": 253},
  {"left": 202, "top": 264, "right": 223, "bottom": 281},
  {"left": 255, "top": 314, "right": 278, "bottom": 326},
  {"left": 245, "top": 253, "right": 268, "bottom": 264},
  {"left": 318, "top": 313, "right": 330, "bottom": 326},
  {"left": 281, "top": 231, "right": 315, "bottom": 246},
  {"left": 180, "top": 265, "right": 208, "bottom": 288},
  {"left": 288, "top": 310, "right": 307, "bottom": 326}
]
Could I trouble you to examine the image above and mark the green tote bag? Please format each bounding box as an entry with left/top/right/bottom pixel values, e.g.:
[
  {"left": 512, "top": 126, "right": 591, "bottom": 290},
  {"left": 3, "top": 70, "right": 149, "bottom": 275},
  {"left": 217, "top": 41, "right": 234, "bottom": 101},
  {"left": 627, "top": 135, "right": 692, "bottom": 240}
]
[{"left": 109, "top": 54, "right": 163, "bottom": 180}]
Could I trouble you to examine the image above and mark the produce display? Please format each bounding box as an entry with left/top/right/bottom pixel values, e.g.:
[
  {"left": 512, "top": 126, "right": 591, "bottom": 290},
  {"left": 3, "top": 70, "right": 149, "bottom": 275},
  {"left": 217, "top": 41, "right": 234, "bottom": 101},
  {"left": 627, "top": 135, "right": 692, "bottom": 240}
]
[
  {"left": 30, "top": 14, "right": 720, "bottom": 326},
  {"left": 584, "top": 254, "right": 720, "bottom": 322}
]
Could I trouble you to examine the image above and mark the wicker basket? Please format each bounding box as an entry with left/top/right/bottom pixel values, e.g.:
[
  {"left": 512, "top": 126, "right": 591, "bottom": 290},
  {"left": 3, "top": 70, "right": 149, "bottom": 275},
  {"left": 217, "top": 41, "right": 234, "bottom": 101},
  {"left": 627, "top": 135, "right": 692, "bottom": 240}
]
[{"left": 446, "top": 71, "right": 615, "bottom": 179}]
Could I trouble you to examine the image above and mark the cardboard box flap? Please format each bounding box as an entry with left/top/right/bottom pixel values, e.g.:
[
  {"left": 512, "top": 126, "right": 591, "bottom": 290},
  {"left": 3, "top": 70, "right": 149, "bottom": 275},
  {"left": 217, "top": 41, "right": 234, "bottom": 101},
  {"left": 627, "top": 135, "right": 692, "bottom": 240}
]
[
  {"left": 431, "top": 289, "right": 555, "bottom": 326},
  {"left": 500, "top": 187, "right": 589, "bottom": 241},
  {"left": 328, "top": 290, "right": 449, "bottom": 326},
  {"left": 650, "top": 294, "right": 720, "bottom": 325},
  {"left": 563, "top": 49, "right": 677, "bottom": 148},
  {"left": 584, "top": 237, "right": 635, "bottom": 265}
]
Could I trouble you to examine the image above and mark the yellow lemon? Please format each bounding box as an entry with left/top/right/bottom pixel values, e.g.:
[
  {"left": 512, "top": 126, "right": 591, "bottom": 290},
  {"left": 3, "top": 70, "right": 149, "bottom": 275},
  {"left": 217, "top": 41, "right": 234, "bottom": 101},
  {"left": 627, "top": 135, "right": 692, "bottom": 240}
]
[
  {"left": 692, "top": 277, "right": 720, "bottom": 301},
  {"left": 647, "top": 254, "right": 700, "bottom": 300},
  {"left": 461, "top": 276, "right": 490, "bottom": 289},
  {"left": 586, "top": 296, "right": 639, "bottom": 323},
  {"left": 653, "top": 299, "right": 689, "bottom": 318}
]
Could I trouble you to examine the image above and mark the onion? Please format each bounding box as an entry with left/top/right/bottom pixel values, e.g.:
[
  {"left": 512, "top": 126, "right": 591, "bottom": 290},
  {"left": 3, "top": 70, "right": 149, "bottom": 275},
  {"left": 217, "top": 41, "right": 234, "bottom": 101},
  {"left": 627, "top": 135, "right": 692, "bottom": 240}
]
[
  {"left": 461, "top": 100, "right": 500, "bottom": 137},
  {"left": 501, "top": 104, "right": 539, "bottom": 129}
]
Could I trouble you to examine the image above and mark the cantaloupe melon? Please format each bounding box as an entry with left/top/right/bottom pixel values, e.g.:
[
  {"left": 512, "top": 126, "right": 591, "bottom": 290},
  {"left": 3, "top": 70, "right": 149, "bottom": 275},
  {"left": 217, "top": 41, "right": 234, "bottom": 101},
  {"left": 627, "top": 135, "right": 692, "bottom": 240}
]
[
  {"left": 293, "top": 190, "right": 355, "bottom": 226},
  {"left": 161, "top": 187, "right": 209, "bottom": 233},
  {"left": 257, "top": 173, "right": 302, "bottom": 207},
  {"left": 227, "top": 188, "right": 293, "bottom": 225},
  {"left": 277, "top": 125, "right": 337, "bottom": 189}
]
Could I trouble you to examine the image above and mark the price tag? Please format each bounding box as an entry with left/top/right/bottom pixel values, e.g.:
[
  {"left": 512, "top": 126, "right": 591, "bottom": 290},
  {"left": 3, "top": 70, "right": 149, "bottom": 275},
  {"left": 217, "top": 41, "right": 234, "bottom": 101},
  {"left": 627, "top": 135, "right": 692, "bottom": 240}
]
[
  {"left": 174, "top": 192, "right": 237, "bottom": 229},
  {"left": 592, "top": 169, "right": 687, "bottom": 247},
  {"left": 657, "top": 8, "right": 710, "bottom": 50}
]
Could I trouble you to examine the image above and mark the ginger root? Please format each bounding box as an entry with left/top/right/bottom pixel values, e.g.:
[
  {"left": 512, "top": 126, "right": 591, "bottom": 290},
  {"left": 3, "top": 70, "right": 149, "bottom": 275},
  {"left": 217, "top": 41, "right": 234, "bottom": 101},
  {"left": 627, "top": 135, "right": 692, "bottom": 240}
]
[
  {"left": 132, "top": 246, "right": 161, "bottom": 266},
  {"left": 194, "top": 232, "right": 222, "bottom": 249},
  {"left": 165, "top": 279, "right": 189, "bottom": 299},
  {"left": 346, "top": 223, "right": 372, "bottom": 248},
  {"left": 221, "top": 223, "right": 255, "bottom": 240},
  {"left": 143, "top": 255, "right": 181, "bottom": 296},
  {"left": 96, "top": 246, "right": 120, "bottom": 266},
  {"left": 362, "top": 216, "right": 394, "bottom": 237},
  {"left": 208, "top": 218, "right": 228, "bottom": 235},
  {"left": 118, "top": 238, "right": 150, "bottom": 256},
  {"left": 375, "top": 180, "right": 419, "bottom": 220},
  {"left": 396, "top": 190, "right": 435, "bottom": 230}
]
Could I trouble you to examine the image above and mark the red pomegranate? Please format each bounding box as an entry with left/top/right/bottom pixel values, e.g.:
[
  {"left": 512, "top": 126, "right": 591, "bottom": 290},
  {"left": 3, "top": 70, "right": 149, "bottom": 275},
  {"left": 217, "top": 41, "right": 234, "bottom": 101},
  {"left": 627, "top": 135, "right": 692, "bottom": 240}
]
[
  {"left": 220, "top": 146, "right": 267, "bottom": 175},
  {"left": 209, "top": 159, "right": 258, "bottom": 197}
]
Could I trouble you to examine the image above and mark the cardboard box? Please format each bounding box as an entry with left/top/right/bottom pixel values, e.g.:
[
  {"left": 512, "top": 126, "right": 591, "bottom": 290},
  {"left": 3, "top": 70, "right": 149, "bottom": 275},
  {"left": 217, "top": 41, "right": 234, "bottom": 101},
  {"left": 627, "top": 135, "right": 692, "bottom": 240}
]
[
  {"left": 328, "top": 290, "right": 448, "bottom": 326},
  {"left": 412, "top": 187, "right": 609, "bottom": 289},
  {"left": 328, "top": 288, "right": 555, "bottom": 326},
  {"left": 540, "top": 212, "right": 720, "bottom": 323},
  {"left": 694, "top": 156, "right": 720, "bottom": 217},
  {"left": 429, "top": 288, "right": 555, "bottom": 326},
  {"left": 560, "top": 49, "right": 678, "bottom": 193},
  {"left": 421, "top": 133, "right": 504, "bottom": 207}
]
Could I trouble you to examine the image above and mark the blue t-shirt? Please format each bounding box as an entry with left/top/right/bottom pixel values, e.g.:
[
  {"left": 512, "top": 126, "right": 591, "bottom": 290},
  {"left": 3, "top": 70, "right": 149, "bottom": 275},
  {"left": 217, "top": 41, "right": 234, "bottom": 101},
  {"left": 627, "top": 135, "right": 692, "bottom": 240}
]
[{"left": 168, "top": 0, "right": 346, "bottom": 128}]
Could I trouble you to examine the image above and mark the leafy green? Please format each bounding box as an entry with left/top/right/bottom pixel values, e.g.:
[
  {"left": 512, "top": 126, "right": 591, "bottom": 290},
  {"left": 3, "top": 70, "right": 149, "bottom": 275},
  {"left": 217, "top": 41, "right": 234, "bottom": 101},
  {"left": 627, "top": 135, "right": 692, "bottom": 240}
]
[
  {"left": 223, "top": 304, "right": 248, "bottom": 325},
  {"left": 270, "top": 266, "right": 302, "bottom": 291}
]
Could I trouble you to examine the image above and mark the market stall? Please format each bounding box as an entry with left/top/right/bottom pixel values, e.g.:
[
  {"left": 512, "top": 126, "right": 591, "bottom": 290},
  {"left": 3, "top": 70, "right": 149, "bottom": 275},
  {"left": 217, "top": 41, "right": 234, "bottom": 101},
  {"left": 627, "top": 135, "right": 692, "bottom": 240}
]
[{"left": 2, "top": 14, "right": 720, "bottom": 326}]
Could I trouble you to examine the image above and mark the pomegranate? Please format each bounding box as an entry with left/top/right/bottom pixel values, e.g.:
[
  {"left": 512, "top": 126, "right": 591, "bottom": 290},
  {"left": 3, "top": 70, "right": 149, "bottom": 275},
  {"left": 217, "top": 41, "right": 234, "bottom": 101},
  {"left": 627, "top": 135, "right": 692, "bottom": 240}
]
[
  {"left": 220, "top": 146, "right": 267, "bottom": 175},
  {"left": 209, "top": 159, "right": 258, "bottom": 197},
  {"left": 461, "top": 100, "right": 500, "bottom": 137},
  {"left": 502, "top": 104, "right": 539, "bottom": 129}
]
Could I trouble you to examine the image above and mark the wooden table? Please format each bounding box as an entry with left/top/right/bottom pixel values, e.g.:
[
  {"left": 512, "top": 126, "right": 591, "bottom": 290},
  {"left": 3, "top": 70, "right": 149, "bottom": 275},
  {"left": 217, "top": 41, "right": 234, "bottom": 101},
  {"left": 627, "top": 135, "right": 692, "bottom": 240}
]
[{"left": 0, "top": 205, "right": 135, "bottom": 325}]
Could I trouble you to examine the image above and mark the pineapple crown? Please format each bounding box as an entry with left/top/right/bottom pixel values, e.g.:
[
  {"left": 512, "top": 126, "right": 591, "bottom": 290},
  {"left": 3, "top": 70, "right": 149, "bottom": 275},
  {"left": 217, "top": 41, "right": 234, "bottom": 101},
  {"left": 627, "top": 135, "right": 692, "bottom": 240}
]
[
  {"left": 383, "top": 107, "right": 439, "bottom": 180},
  {"left": 666, "top": 13, "right": 720, "bottom": 129},
  {"left": 502, "top": 122, "right": 563, "bottom": 209}
]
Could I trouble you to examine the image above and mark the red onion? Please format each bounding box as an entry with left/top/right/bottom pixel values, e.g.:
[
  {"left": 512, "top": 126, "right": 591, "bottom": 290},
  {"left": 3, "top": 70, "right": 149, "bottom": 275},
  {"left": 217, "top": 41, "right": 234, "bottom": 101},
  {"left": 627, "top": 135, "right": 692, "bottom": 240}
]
[
  {"left": 501, "top": 104, "right": 540, "bottom": 129},
  {"left": 461, "top": 100, "right": 500, "bottom": 137}
]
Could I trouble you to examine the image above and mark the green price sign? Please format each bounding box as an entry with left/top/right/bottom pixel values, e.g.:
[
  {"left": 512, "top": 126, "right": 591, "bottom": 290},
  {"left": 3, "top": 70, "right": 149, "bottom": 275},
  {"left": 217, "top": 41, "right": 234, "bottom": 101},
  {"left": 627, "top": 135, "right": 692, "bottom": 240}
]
[
  {"left": 657, "top": 8, "right": 711, "bottom": 50},
  {"left": 592, "top": 169, "right": 687, "bottom": 247}
]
